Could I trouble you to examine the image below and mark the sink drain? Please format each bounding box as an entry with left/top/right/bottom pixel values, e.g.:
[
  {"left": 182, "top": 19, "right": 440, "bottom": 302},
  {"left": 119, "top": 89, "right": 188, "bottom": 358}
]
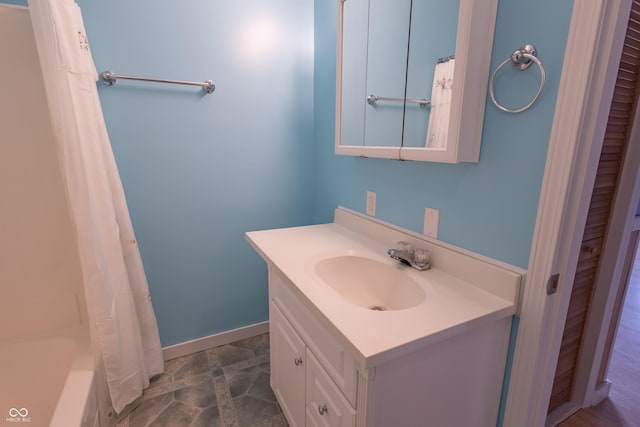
[{"left": 368, "top": 305, "right": 386, "bottom": 311}]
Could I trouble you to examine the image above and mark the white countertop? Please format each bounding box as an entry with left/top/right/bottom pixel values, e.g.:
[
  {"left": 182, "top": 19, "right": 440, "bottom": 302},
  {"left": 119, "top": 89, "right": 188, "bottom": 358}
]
[{"left": 246, "top": 208, "right": 521, "bottom": 369}]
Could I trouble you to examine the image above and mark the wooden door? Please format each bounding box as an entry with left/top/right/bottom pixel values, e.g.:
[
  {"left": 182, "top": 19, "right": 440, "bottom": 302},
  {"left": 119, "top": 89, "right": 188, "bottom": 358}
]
[{"left": 548, "top": 0, "right": 640, "bottom": 414}]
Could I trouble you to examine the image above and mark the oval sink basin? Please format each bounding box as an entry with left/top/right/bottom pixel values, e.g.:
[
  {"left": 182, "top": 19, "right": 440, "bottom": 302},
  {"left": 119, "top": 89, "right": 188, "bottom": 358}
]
[{"left": 314, "top": 256, "right": 426, "bottom": 311}]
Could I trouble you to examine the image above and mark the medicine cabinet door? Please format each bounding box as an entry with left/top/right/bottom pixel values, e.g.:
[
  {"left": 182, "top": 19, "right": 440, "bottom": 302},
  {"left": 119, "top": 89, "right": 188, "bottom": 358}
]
[
  {"left": 401, "top": 0, "right": 458, "bottom": 150},
  {"left": 337, "top": 0, "right": 409, "bottom": 158},
  {"left": 335, "top": 0, "right": 498, "bottom": 163}
]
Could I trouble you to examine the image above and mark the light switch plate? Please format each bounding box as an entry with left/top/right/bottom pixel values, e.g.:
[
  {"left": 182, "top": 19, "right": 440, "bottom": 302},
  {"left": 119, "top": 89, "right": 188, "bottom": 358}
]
[{"left": 424, "top": 208, "right": 439, "bottom": 238}]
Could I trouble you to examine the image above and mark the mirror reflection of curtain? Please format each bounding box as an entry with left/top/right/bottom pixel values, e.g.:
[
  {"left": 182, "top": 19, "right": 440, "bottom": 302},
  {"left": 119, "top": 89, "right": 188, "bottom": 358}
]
[
  {"left": 402, "top": 0, "right": 459, "bottom": 149},
  {"left": 426, "top": 58, "right": 455, "bottom": 148},
  {"left": 27, "top": 0, "right": 164, "bottom": 413}
]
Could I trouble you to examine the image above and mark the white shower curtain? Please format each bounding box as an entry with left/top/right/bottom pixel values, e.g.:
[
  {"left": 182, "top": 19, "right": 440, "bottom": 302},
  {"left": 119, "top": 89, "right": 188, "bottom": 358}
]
[{"left": 27, "top": 0, "right": 163, "bottom": 413}]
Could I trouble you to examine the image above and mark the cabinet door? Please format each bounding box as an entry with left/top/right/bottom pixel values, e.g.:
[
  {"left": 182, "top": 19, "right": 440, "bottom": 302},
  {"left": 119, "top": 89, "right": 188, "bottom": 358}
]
[
  {"left": 306, "top": 349, "right": 356, "bottom": 427},
  {"left": 270, "top": 269, "right": 358, "bottom": 405},
  {"left": 271, "top": 303, "right": 306, "bottom": 427}
]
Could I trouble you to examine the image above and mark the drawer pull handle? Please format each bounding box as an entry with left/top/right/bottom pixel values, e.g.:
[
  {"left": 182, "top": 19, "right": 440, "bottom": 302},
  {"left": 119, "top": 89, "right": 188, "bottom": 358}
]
[
  {"left": 318, "top": 405, "right": 328, "bottom": 416},
  {"left": 294, "top": 357, "right": 303, "bottom": 366}
]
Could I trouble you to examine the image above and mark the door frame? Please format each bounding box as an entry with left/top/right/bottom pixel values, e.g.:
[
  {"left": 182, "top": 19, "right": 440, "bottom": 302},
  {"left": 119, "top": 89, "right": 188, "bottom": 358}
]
[
  {"left": 545, "top": 1, "right": 640, "bottom": 420},
  {"left": 502, "top": 1, "right": 634, "bottom": 426}
]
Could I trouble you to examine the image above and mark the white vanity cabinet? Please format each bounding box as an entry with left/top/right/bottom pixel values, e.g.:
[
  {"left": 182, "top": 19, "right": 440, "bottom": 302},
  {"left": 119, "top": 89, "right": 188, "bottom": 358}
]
[
  {"left": 269, "top": 266, "right": 357, "bottom": 427},
  {"left": 247, "top": 207, "right": 524, "bottom": 427},
  {"left": 268, "top": 264, "right": 513, "bottom": 427}
]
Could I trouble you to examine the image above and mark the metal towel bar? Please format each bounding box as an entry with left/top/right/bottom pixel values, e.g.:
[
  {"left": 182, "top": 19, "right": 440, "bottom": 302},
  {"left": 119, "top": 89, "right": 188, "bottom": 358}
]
[
  {"left": 101, "top": 70, "right": 215, "bottom": 94},
  {"left": 367, "top": 94, "right": 430, "bottom": 106}
]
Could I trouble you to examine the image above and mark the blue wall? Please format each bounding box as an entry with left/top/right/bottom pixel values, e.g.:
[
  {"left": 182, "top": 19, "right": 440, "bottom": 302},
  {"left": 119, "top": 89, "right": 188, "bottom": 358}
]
[
  {"left": 9, "top": 0, "right": 575, "bottom": 348},
  {"left": 314, "top": 0, "right": 574, "bottom": 268},
  {"left": 78, "top": 0, "right": 315, "bottom": 346}
]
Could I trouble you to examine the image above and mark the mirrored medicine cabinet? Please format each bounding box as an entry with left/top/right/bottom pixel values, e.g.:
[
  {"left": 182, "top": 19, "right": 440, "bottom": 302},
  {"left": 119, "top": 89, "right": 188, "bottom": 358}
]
[{"left": 335, "top": 0, "right": 498, "bottom": 163}]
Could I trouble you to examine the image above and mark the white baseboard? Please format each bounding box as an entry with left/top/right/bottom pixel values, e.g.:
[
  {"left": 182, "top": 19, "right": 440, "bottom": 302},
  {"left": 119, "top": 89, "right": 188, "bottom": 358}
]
[
  {"left": 161, "top": 321, "right": 270, "bottom": 361},
  {"left": 545, "top": 380, "right": 612, "bottom": 426},
  {"left": 587, "top": 380, "right": 612, "bottom": 406},
  {"left": 546, "top": 402, "right": 580, "bottom": 427}
]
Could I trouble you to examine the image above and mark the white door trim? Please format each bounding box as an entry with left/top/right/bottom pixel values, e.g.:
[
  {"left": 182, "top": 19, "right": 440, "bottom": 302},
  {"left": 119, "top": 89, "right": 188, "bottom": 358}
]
[{"left": 503, "top": 1, "right": 632, "bottom": 426}]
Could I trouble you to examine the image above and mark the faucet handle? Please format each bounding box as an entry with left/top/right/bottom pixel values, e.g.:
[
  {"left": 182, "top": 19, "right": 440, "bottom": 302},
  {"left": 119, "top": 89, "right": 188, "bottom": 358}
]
[
  {"left": 395, "top": 241, "right": 411, "bottom": 251},
  {"left": 413, "top": 248, "right": 430, "bottom": 268}
]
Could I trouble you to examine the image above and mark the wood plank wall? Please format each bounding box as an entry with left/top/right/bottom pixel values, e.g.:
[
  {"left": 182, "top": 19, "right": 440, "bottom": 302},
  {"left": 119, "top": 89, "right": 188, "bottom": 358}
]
[{"left": 547, "top": 0, "right": 640, "bottom": 413}]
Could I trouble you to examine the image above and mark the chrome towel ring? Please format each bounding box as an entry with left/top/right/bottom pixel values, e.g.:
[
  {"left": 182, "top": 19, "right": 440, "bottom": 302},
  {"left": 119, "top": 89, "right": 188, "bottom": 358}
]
[{"left": 489, "top": 44, "right": 546, "bottom": 113}]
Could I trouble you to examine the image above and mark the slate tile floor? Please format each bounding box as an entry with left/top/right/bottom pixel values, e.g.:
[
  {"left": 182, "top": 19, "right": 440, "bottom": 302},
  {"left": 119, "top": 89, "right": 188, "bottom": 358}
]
[{"left": 115, "top": 333, "right": 289, "bottom": 427}]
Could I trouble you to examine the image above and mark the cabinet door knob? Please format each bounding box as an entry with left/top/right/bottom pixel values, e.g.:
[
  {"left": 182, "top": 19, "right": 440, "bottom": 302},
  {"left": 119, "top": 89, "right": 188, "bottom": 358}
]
[
  {"left": 318, "top": 404, "right": 328, "bottom": 416},
  {"left": 294, "top": 357, "right": 303, "bottom": 366}
]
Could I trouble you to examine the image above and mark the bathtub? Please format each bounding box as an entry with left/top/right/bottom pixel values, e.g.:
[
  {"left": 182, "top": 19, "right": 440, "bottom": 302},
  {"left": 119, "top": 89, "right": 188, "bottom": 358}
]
[{"left": 0, "top": 328, "right": 96, "bottom": 427}]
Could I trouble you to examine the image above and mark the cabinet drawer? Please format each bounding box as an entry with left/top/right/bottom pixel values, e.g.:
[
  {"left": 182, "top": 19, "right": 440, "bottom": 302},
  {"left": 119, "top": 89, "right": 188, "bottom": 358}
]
[
  {"left": 269, "top": 267, "right": 358, "bottom": 406},
  {"left": 306, "top": 349, "right": 356, "bottom": 427}
]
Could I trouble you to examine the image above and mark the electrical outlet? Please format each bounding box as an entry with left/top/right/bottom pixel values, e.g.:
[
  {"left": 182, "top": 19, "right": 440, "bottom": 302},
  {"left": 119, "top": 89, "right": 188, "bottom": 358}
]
[
  {"left": 366, "top": 191, "right": 376, "bottom": 216},
  {"left": 423, "top": 208, "right": 439, "bottom": 239}
]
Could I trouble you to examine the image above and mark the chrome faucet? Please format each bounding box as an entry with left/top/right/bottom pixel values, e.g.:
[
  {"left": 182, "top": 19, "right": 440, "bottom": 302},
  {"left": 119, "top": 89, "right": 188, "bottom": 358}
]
[{"left": 387, "top": 241, "right": 430, "bottom": 271}]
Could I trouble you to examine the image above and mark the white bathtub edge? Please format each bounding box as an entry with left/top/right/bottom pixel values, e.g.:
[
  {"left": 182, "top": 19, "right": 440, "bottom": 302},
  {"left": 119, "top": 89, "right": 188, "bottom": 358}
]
[{"left": 49, "top": 369, "right": 95, "bottom": 427}]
